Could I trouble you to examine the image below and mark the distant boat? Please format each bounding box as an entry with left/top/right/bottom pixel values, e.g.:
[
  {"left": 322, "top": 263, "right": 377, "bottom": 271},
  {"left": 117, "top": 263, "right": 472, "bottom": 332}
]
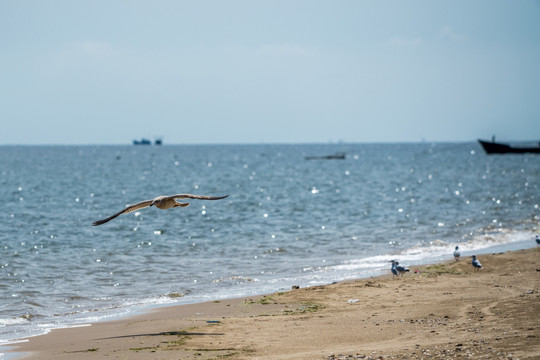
[
  {"left": 133, "top": 138, "right": 151, "bottom": 145},
  {"left": 305, "top": 153, "right": 346, "bottom": 160},
  {"left": 478, "top": 139, "right": 540, "bottom": 154},
  {"left": 154, "top": 138, "right": 162, "bottom": 145}
]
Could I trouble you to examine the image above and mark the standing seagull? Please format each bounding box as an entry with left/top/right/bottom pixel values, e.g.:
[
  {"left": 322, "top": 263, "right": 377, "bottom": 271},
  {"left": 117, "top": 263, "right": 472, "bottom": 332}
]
[
  {"left": 453, "top": 246, "right": 461, "bottom": 261},
  {"left": 395, "top": 261, "right": 410, "bottom": 276},
  {"left": 535, "top": 235, "right": 540, "bottom": 246},
  {"left": 471, "top": 255, "right": 483, "bottom": 272},
  {"left": 390, "top": 261, "right": 399, "bottom": 278},
  {"left": 390, "top": 260, "right": 409, "bottom": 277},
  {"left": 92, "top": 194, "right": 228, "bottom": 226}
]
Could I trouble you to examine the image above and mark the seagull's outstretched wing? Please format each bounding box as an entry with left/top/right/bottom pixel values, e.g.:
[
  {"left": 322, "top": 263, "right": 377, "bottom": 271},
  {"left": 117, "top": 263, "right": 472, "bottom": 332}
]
[
  {"left": 171, "top": 194, "right": 229, "bottom": 201},
  {"left": 92, "top": 199, "right": 154, "bottom": 226}
]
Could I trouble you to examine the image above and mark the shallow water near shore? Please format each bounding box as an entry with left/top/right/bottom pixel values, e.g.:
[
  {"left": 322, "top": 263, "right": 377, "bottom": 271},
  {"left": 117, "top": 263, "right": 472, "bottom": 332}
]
[{"left": 1, "top": 142, "right": 539, "bottom": 348}]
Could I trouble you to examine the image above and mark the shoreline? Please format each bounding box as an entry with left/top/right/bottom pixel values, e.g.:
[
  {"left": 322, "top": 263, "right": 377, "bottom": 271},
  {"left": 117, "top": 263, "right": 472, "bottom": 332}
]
[
  {"left": 8, "top": 247, "right": 540, "bottom": 360},
  {"left": 2, "top": 238, "right": 534, "bottom": 350}
]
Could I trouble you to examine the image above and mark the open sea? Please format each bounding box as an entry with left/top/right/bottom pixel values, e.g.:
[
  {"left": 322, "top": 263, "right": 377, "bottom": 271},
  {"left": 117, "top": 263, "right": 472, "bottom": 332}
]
[{"left": 1, "top": 143, "right": 539, "bottom": 352}]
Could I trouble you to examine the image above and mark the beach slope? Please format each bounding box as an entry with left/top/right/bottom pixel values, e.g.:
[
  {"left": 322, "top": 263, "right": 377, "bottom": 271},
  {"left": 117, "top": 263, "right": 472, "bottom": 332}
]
[{"left": 13, "top": 248, "right": 540, "bottom": 360}]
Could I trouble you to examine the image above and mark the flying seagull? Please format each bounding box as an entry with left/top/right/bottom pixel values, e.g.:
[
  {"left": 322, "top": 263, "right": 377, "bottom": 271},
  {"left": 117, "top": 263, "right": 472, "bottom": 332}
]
[{"left": 92, "top": 194, "right": 228, "bottom": 226}]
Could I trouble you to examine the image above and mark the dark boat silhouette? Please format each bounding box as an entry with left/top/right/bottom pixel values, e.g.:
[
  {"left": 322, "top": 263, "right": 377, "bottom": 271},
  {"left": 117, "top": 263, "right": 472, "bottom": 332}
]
[
  {"left": 133, "top": 137, "right": 163, "bottom": 145},
  {"left": 305, "top": 152, "right": 346, "bottom": 160},
  {"left": 478, "top": 139, "right": 540, "bottom": 154},
  {"left": 133, "top": 138, "right": 151, "bottom": 145}
]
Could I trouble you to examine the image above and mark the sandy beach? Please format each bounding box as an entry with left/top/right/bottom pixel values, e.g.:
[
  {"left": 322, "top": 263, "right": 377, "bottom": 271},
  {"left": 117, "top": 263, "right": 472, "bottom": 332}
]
[{"left": 11, "top": 248, "right": 540, "bottom": 360}]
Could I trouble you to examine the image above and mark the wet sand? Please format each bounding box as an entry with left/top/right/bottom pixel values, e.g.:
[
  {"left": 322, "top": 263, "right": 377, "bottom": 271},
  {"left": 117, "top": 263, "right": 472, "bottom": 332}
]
[{"left": 12, "top": 248, "right": 540, "bottom": 359}]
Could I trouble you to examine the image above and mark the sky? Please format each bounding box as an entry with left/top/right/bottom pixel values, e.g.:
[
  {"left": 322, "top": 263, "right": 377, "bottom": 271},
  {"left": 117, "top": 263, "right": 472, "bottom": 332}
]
[{"left": 1, "top": 1, "right": 539, "bottom": 145}]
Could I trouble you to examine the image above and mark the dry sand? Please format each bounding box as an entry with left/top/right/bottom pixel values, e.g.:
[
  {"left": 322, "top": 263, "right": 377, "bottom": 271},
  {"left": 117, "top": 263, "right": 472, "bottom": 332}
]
[{"left": 11, "top": 248, "right": 540, "bottom": 360}]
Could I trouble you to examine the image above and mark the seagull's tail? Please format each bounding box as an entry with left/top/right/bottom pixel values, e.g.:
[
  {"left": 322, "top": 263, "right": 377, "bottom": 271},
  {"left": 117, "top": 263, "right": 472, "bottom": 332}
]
[{"left": 174, "top": 202, "right": 190, "bottom": 208}]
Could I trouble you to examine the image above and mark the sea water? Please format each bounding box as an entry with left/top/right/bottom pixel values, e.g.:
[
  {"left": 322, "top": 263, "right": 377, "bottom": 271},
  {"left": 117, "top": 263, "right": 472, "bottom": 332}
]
[{"left": 1, "top": 143, "right": 539, "bottom": 348}]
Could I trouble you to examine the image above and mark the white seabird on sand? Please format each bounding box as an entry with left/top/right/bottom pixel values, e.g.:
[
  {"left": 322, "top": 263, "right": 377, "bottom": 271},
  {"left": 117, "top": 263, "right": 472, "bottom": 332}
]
[
  {"left": 471, "top": 255, "right": 483, "bottom": 272},
  {"left": 395, "top": 261, "right": 410, "bottom": 275},
  {"left": 92, "top": 194, "right": 228, "bottom": 226},
  {"left": 390, "top": 260, "right": 409, "bottom": 277},
  {"left": 454, "top": 246, "right": 461, "bottom": 261},
  {"left": 390, "top": 261, "right": 399, "bottom": 277}
]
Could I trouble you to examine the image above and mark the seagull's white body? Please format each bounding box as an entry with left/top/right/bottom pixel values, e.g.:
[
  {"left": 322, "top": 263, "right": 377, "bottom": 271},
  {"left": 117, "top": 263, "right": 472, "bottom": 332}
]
[
  {"left": 454, "top": 246, "right": 461, "bottom": 261},
  {"left": 390, "top": 261, "right": 399, "bottom": 277},
  {"left": 471, "top": 255, "right": 483, "bottom": 272},
  {"left": 151, "top": 195, "right": 192, "bottom": 209},
  {"left": 93, "top": 194, "right": 228, "bottom": 226},
  {"left": 395, "top": 261, "right": 410, "bottom": 275}
]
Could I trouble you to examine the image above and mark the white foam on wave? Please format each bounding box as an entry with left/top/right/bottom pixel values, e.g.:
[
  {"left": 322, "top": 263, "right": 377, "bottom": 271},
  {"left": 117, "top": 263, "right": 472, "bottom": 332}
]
[
  {"left": 399, "top": 228, "right": 535, "bottom": 263},
  {"left": 0, "top": 318, "right": 27, "bottom": 328},
  {"left": 0, "top": 294, "right": 180, "bottom": 348}
]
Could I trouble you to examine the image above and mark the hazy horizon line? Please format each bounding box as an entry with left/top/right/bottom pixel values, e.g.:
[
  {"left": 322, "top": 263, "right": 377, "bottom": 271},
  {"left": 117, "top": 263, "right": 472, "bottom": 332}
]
[{"left": 0, "top": 138, "right": 525, "bottom": 147}]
